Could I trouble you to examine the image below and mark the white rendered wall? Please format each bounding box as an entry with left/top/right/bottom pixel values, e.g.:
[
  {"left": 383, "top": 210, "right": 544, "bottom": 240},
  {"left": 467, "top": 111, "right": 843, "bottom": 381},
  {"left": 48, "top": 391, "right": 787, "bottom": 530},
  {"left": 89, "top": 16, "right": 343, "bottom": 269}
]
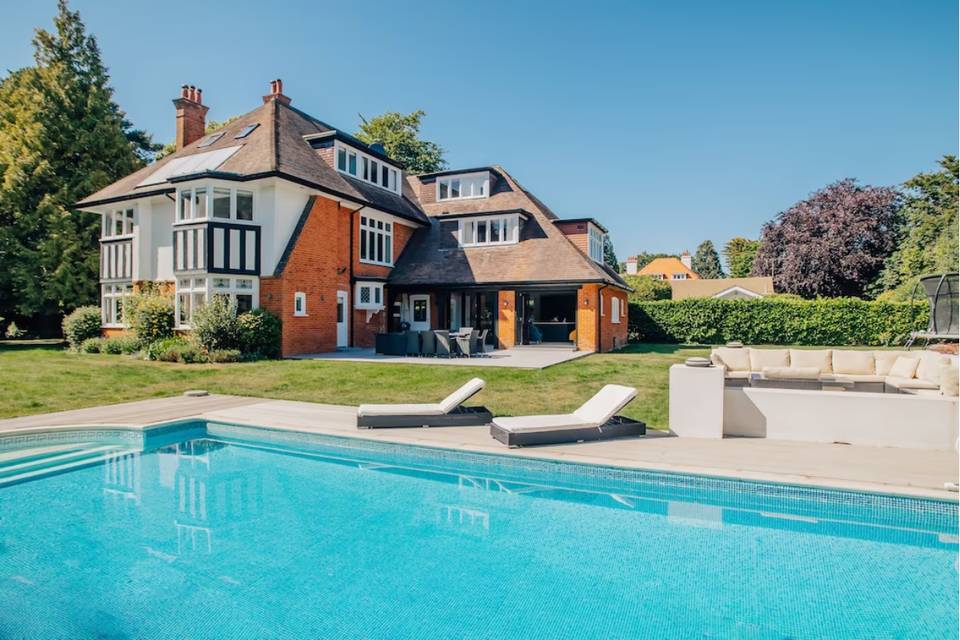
[{"left": 668, "top": 364, "right": 725, "bottom": 438}]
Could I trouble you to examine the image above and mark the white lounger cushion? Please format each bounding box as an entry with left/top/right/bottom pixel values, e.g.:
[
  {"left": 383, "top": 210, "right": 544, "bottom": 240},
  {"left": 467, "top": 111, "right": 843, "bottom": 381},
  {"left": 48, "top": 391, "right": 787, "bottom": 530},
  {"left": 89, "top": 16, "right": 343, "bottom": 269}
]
[
  {"left": 358, "top": 377, "right": 485, "bottom": 417},
  {"left": 492, "top": 384, "right": 637, "bottom": 434}
]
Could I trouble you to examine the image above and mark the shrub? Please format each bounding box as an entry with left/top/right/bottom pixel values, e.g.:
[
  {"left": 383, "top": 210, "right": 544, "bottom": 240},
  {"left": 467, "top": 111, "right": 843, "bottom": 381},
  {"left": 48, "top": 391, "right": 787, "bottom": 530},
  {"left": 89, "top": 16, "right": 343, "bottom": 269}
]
[
  {"left": 146, "top": 336, "right": 207, "bottom": 363},
  {"left": 62, "top": 306, "right": 102, "bottom": 349},
  {"left": 207, "top": 349, "right": 244, "bottom": 363},
  {"left": 102, "top": 335, "right": 140, "bottom": 355},
  {"left": 237, "top": 308, "right": 282, "bottom": 358},
  {"left": 80, "top": 337, "right": 104, "bottom": 353},
  {"left": 124, "top": 294, "right": 175, "bottom": 343},
  {"left": 623, "top": 275, "right": 672, "bottom": 302},
  {"left": 629, "top": 297, "right": 928, "bottom": 347},
  {"left": 191, "top": 296, "right": 240, "bottom": 352},
  {"left": 4, "top": 322, "right": 25, "bottom": 339}
]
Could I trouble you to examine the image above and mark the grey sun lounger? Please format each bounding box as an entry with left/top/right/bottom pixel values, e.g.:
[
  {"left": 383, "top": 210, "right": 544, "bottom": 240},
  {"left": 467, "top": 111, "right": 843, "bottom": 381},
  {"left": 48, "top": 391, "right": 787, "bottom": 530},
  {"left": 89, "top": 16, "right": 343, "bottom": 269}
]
[
  {"left": 490, "top": 384, "right": 645, "bottom": 447},
  {"left": 357, "top": 378, "right": 492, "bottom": 428}
]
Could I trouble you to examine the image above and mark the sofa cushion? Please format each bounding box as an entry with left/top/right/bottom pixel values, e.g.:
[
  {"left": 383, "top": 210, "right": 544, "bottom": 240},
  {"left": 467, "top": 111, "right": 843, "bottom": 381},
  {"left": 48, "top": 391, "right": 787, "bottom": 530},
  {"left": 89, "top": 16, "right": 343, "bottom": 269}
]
[
  {"left": 885, "top": 376, "right": 940, "bottom": 390},
  {"left": 711, "top": 347, "right": 751, "bottom": 372},
  {"left": 789, "top": 349, "right": 832, "bottom": 373},
  {"left": 940, "top": 365, "right": 959, "bottom": 397},
  {"left": 916, "top": 351, "right": 951, "bottom": 384},
  {"left": 832, "top": 350, "right": 876, "bottom": 375},
  {"left": 873, "top": 351, "right": 912, "bottom": 376},
  {"left": 888, "top": 356, "right": 920, "bottom": 379},
  {"left": 723, "top": 370, "right": 751, "bottom": 380},
  {"left": 749, "top": 348, "right": 789, "bottom": 371},
  {"left": 836, "top": 374, "right": 885, "bottom": 383},
  {"left": 762, "top": 366, "right": 820, "bottom": 380}
]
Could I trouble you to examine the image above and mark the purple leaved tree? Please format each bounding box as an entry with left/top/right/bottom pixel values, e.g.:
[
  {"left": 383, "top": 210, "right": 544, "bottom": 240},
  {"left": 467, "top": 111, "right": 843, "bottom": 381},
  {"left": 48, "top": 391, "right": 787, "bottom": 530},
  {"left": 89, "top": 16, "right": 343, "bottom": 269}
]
[{"left": 752, "top": 179, "right": 901, "bottom": 298}]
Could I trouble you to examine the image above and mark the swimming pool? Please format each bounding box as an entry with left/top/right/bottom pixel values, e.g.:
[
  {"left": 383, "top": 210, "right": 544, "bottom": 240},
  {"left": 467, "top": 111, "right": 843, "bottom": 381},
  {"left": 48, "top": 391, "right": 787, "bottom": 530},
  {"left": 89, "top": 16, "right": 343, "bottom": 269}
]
[{"left": 0, "top": 421, "right": 956, "bottom": 639}]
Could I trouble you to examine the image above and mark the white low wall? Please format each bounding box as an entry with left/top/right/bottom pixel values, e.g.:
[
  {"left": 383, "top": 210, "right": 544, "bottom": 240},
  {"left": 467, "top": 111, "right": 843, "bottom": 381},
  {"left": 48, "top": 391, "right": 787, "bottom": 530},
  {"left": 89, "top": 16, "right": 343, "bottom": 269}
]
[{"left": 723, "top": 386, "right": 959, "bottom": 451}]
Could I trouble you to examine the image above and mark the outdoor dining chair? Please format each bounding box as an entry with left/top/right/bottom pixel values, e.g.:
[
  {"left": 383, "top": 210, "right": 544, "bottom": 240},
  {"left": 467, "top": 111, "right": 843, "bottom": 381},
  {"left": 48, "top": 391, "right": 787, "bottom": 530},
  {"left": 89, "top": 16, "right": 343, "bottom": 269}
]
[
  {"left": 405, "top": 330, "right": 421, "bottom": 356},
  {"left": 420, "top": 330, "right": 436, "bottom": 356},
  {"left": 471, "top": 329, "right": 488, "bottom": 356},
  {"left": 434, "top": 330, "right": 452, "bottom": 357},
  {"left": 455, "top": 327, "right": 473, "bottom": 357}
]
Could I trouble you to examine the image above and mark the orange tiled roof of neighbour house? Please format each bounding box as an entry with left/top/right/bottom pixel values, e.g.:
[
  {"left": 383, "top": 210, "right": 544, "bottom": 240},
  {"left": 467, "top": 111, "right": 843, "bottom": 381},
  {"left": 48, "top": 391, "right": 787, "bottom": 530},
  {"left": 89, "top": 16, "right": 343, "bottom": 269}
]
[{"left": 637, "top": 257, "right": 700, "bottom": 280}]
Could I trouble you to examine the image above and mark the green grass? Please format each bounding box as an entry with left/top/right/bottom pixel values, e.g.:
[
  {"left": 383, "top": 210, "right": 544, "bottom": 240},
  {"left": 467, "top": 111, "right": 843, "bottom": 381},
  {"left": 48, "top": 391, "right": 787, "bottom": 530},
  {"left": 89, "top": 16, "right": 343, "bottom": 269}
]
[{"left": 0, "top": 343, "right": 710, "bottom": 429}]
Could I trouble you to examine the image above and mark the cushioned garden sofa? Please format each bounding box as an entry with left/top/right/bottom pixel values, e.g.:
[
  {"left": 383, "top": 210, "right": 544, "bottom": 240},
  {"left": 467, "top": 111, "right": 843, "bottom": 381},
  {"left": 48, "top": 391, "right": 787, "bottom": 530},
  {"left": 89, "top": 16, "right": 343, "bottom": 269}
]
[{"left": 710, "top": 347, "right": 958, "bottom": 395}]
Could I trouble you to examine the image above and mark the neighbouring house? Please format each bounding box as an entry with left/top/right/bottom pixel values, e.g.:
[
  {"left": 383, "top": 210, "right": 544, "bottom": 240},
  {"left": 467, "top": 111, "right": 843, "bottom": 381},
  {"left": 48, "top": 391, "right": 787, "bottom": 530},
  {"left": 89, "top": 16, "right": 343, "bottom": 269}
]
[
  {"left": 670, "top": 277, "right": 776, "bottom": 300},
  {"left": 75, "top": 81, "right": 630, "bottom": 357},
  {"left": 633, "top": 252, "right": 699, "bottom": 281}
]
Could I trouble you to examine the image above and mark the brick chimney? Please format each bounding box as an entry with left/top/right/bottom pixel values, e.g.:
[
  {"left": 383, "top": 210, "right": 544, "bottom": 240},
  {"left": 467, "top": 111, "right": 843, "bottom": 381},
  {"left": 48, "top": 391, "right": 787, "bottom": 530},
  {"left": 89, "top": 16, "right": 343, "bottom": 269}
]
[
  {"left": 680, "top": 251, "right": 692, "bottom": 269},
  {"left": 262, "top": 78, "right": 292, "bottom": 106},
  {"left": 172, "top": 85, "right": 209, "bottom": 150}
]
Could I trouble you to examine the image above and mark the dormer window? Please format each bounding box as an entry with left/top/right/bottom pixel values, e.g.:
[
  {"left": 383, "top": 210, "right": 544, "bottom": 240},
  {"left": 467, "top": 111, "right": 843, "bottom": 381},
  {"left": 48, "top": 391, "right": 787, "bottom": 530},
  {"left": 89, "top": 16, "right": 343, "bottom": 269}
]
[
  {"left": 334, "top": 141, "right": 400, "bottom": 194},
  {"left": 437, "top": 172, "right": 489, "bottom": 201},
  {"left": 458, "top": 213, "right": 520, "bottom": 247},
  {"left": 588, "top": 223, "right": 605, "bottom": 263}
]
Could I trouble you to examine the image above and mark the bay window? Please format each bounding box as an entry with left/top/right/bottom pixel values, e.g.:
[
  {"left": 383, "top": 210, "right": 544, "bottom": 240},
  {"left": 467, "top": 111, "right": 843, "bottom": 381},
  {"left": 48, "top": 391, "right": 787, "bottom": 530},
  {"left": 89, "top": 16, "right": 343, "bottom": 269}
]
[
  {"left": 176, "top": 277, "right": 207, "bottom": 327},
  {"left": 101, "top": 283, "right": 132, "bottom": 326},
  {"left": 177, "top": 185, "right": 255, "bottom": 223},
  {"left": 458, "top": 214, "right": 520, "bottom": 247},
  {"left": 102, "top": 208, "right": 135, "bottom": 238},
  {"left": 359, "top": 214, "right": 393, "bottom": 266},
  {"left": 177, "top": 276, "right": 259, "bottom": 327}
]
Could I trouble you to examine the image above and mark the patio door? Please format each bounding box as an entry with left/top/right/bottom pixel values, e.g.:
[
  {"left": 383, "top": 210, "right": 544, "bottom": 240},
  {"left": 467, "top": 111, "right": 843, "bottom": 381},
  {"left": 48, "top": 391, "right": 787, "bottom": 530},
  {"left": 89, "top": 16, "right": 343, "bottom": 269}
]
[
  {"left": 336, "top": 291, "right": 348, "bottom": 348},
  {"left": 410, "top": 294, "right": 430, "bottom": 331}
]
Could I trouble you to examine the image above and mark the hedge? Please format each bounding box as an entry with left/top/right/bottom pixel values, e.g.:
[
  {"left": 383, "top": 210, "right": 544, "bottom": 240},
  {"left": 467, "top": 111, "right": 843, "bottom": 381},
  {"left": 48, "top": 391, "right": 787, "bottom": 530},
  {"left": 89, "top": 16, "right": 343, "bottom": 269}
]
[{"left": 629, "top": 297, "right": 928, "bottom": 346}]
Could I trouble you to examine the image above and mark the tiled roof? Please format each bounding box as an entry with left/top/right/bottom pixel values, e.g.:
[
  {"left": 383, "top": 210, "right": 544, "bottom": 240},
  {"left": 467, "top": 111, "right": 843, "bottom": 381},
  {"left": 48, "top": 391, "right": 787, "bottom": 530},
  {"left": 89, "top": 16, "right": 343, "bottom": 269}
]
[
  {"left": 638, "top": 257, "right": 699, "bottom": 279},
  {"left": 670, "top": 277, "right": 776, "bottom": 299},
  {"left": 76, "top": 99, "right": 428, "bottom": 225},
  {"left": 390, "top": 166, "right": 629, "bottom": 290}
]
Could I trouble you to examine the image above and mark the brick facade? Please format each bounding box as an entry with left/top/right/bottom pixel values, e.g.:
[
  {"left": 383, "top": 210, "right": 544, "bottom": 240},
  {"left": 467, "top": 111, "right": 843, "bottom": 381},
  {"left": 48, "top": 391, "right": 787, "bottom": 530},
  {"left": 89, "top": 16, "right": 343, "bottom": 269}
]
[
  {"left": 575, "top": 284, "right": 627, "bottom": 352},
  {"left": 554, "top": 220, "right": 590, "bottom": 255}
]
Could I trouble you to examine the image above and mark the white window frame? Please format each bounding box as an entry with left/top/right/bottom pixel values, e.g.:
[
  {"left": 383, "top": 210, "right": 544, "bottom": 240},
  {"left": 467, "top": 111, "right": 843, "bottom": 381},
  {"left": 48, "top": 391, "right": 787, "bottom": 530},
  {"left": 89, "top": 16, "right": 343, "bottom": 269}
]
[
  {"left": 175, "top": 183, "right": 256, "bottom": 225},
  {"left": 611, "top": 296, "right": 621, "bottom": 324},
  {"left": 437, "top": 172, "right": 489, "bottom": 201},
  {"left": 359, "top": 213, "right": 394, "bottom": 266},
  {"left": 176, "top": 275, "right": 259, "bottom": 328},
  {"left": 294, "top": 291, "right": 307, "bottom": 316},
  {"left": 600, "top": 292, "right": 604, "bottom": 317},
  {"left": 334, "top": 141, "right": 401, "bottom": 195},
  {"left": 101, "top": 283, "right": 132, "bottom": 327},
  {"left": 588, "top": 223, "right": 605, "bottom": 264},
  {"left": 101, "top": 207, "right": 136, "bottom": 240},
  {"left": 672, "top": 273, "right": 689, "bottom": 281},
  {"left": 458, "top": 213, "right": 520, "bottom": 247},
  {"left": 355, "top": 281, "right": 385, "bottom": 310}
]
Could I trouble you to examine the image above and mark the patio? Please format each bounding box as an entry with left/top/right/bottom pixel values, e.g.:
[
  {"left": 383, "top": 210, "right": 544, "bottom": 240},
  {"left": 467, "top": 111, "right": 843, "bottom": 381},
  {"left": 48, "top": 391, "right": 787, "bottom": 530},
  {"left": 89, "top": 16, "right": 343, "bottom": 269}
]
[{"left": 292, "top": 346, "right": 590, "bottom": 369}]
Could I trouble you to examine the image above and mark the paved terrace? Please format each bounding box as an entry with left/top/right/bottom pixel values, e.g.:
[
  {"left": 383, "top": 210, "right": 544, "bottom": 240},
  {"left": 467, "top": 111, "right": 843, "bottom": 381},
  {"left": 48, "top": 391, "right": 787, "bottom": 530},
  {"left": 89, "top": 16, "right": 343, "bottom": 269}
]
[
  {"left": 292, "top": 347, "right": 589, "bottom": 369},
  {"left": 0, "top": 394, "right": 957, "bottom": 500}
]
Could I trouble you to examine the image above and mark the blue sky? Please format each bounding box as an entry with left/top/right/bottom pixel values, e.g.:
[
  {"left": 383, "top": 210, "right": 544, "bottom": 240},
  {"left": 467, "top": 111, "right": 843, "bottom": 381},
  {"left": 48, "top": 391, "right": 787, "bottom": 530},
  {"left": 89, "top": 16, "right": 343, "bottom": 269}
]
[{"left": 2, "top": 0, "right": 956, "bottom": 261}]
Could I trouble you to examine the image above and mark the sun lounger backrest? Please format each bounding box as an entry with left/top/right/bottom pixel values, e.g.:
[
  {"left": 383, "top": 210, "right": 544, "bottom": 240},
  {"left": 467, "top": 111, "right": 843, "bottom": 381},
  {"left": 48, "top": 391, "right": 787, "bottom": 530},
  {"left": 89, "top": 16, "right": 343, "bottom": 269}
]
[
  {"left": 573, "top": 384, "right": 637, "bottom": 426},
  {"left": 438, "top": 378, "right": 486, "bottom": 414}
]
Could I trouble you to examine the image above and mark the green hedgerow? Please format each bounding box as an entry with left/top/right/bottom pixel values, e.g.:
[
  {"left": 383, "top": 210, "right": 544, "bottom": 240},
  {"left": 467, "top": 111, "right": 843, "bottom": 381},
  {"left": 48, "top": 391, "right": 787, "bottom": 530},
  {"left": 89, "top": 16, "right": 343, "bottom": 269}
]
[
  {"left": 124, "top": 294, "right": 175, "bottom": 344},
  {"left": 79, "top": 337, "right": 104, "bottom": 353},
  {"left": 628, "top": 297, "right": 928, "bottom": 346},
  {"left": 237, "top": 308, "right": 282, "bottom": 358},
  {"left": 62, "top": 306, "right": 102, "bottom": 349},
  {"left": 102, "top": 335, "right": 140, "bottom": 355},
  {"left": 146, "top": 336, "right": 207, "bottom": 364}
]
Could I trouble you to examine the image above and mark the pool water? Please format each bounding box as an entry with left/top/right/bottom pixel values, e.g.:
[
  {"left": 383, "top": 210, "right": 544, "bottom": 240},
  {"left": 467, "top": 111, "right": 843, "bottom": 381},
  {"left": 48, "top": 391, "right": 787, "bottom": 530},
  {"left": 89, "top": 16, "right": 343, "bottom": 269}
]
[{"left": 0, "top": 423, "right": 956, "bottom": 639}]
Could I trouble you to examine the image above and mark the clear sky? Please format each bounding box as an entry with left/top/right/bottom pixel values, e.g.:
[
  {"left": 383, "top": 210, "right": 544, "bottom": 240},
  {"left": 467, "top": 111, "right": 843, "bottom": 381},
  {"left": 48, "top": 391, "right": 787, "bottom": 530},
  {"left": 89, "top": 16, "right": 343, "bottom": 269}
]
[{"left": 2, "top": 0, "right": 956, "bottom": 261}]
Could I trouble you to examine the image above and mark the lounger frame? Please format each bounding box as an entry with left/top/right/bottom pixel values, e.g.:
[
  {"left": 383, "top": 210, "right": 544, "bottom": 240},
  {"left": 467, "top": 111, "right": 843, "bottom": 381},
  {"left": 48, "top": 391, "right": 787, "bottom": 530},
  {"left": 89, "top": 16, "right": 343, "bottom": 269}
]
[
  {"left": 490, "top": 415, "right": 646, "bottom": 447},
  {"left": 358, "top": 406, "right": 493, "bottom": 429}
]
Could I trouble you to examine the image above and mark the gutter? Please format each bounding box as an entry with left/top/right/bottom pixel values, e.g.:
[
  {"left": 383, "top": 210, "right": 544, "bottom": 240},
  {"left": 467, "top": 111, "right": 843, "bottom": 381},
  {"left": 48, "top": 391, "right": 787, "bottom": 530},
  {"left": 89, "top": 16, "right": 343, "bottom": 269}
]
[{"left": 596, "top": 283, "right": 609, "bottom": 352}]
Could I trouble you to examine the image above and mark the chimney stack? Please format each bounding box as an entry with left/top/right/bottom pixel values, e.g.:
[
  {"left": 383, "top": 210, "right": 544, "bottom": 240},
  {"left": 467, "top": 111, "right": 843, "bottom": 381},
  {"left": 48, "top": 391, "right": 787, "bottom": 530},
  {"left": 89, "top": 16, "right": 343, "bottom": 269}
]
[
  {"left": 172, "top": 84, "right": 209, "bottom": 150},
  {"left": 680, "top": 251, "right": 692, "bottom": 269},
  {"left": 262, "top": 78, "right": 292, "bottom": 106},
  {"left": 625, "top": 256, "right": 638, "bottom": 275}
]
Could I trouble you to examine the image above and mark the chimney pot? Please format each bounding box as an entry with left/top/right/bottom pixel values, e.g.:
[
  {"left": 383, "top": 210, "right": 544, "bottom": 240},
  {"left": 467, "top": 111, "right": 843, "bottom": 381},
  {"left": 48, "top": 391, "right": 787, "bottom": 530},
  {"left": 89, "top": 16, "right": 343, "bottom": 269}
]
[
  {"left": 196, "top": 88, "right": 202, "bottom": 104},
  {"left": 262, "top": 78, "right": 292, "bottom": 105}
]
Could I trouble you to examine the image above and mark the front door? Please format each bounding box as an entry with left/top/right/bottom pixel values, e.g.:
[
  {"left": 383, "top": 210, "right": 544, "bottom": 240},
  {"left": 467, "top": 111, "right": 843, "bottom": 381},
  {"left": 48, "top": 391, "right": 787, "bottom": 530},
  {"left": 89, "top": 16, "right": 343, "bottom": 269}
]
[
  {"left": 410, "top": 294, "right": 430, "bottom": 331},
  {"left": 336, "top": 291, "right": 348, "bottom": 348}
]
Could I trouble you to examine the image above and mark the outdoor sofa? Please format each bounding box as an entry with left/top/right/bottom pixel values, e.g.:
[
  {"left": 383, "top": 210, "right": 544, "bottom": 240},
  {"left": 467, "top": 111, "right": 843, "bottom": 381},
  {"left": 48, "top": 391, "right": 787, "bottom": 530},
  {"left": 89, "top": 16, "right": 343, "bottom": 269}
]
[
  {"left": 490, "top": 384, "right": 646, "bottom": 447},
  {"left": 356, "top": 377, "right": 493, "bottom": 428},
  {"left": 710, "top": 347, "right": 958, "bottom": 396}
]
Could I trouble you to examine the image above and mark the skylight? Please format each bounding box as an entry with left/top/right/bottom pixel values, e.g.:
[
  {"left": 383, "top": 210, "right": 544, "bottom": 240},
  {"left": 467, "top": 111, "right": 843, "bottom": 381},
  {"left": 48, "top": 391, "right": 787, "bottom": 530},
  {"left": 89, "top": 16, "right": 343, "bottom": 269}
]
[
  {"left": 234, "top": 124, "right": 259, "bottom": 139},
  {"left": 137, "top": 146, "right": 243, "bottom": 187},
  {"left": 197, "top": 132, "right": 224, "bottom": 148}
]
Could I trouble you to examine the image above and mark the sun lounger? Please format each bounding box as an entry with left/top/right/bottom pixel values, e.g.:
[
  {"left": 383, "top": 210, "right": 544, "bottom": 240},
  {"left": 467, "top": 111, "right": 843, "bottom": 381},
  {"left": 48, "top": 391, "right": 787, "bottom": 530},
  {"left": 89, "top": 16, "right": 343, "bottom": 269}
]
[
  {"left": 357, "top": 377, "right": 492, "bottom": 428},
  {"left": 489, "top": 384, "right": 645, "bottom": 447}
]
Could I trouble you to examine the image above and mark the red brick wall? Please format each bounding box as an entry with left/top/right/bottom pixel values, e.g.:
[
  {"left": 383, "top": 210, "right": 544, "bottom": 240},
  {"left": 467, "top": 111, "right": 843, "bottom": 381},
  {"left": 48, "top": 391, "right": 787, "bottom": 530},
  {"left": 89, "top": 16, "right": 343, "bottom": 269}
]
[
  {"left": 554, "top": 221, "right": 589, "bottom": 255},
  {"left": 575, "top": 285, "right": 628, "bottom": 352},
  {"left": 599, "top": 288, "right": 629, "bottom": 352},
  {"left": 417, "top": 178, "right": 437, "bottom": 205}
]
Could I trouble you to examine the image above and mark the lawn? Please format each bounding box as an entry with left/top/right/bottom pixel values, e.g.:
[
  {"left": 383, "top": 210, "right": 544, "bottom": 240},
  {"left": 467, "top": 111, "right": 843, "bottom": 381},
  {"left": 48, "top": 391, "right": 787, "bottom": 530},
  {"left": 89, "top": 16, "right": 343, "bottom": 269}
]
[{"left": 0, "top": 342, "right": 709, "bottom": 429}]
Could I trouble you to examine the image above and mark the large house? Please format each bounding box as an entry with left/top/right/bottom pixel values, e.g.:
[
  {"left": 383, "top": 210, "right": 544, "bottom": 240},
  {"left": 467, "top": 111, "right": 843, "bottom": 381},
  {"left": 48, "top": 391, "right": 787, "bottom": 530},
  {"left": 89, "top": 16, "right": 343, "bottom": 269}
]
[
  {"left": 670, "top": 277, "right": 775, "bottom": 300},
  {"left": 76, "top": 81, "right": 630, "bottom": 357},
  {"left": 627, "top": 253, "right": 699, "bottom": 280}
]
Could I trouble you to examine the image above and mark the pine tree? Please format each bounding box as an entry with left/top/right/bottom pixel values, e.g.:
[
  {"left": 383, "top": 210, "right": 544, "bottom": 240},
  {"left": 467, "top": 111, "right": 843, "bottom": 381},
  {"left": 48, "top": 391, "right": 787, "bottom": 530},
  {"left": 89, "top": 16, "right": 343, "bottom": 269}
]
[
  {"left": 691, "top": 240, "right": 724, "bottom": 279},
  {"left": 603, "top": 236, "right": 620, "bottom": 273},
  {"left": 723, "top": 237, "right": 760, "bottom": 278},
  {"left": 0, "top": 0, "right": 157, "bottom": 323}
]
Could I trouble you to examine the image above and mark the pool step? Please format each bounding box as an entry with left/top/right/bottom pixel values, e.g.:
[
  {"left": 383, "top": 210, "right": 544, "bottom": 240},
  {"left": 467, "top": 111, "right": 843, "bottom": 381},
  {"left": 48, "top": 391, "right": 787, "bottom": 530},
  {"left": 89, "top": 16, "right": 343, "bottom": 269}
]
[
  {"left": 0, "top": 445, "right": 127, "bottom": 486},
  {"left": 0, "top": 442, "right": 92, "bottom": 466}
]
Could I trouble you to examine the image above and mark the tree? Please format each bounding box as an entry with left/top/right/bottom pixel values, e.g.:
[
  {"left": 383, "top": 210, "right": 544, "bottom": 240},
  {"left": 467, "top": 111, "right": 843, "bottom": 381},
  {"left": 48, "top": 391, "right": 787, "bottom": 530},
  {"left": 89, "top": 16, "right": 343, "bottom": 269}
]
[
  {"left": 874, "top": 155, "right": 958, "bottom": 299},
  {"left": 631, "top": 252, "right": 675, "bottom": 270},
  {"left": 0, "top": 0, "right": 157, "bottom": 324},
  {"left": 623, "top": 275, "right": 672, "bottom": 302},
  {"left": 155, "top": 115, "right": 241, "bottom": 160},
  {"left": 752, "top": 179, "right": 901, "bottom": 298},
  {"left": 356, "top": 110, "right": 445, "bottom": 174},
  {"left": 723, "top": 237, "right": 760, "bottom": 278},
  {"left": 603, "top": 236, "right": 620, "bottom": 273},
  {"left": 691, "top": 240, "right": 724, "bottom": 279}
]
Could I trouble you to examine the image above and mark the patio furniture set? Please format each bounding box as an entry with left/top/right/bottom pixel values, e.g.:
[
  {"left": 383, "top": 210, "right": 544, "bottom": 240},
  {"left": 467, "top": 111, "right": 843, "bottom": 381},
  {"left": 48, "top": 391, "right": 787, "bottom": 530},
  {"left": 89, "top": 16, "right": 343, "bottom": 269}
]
[{"left": 375, "top": 328, "right": 489, "bottom": 357}]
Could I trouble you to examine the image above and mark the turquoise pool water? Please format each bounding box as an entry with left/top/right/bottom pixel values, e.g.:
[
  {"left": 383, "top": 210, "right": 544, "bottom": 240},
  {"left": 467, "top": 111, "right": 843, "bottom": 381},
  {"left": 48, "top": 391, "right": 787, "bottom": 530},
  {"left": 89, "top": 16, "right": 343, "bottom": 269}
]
[{"left": 0, "top": 422, "right": 956, "bottom": 639}]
